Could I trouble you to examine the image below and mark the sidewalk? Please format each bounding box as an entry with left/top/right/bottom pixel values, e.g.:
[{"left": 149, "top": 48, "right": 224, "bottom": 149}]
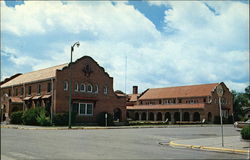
[
  {"left": 167, "top": 136, "right": 250, "bottom": 155},
  {"left": 1, "top": 123, "right": 228, "bottom": 130}
]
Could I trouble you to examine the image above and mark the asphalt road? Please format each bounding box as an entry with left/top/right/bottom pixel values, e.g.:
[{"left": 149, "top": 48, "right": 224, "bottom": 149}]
[{"left": 1, "top": 125, "right": 248, "bottom": 159}]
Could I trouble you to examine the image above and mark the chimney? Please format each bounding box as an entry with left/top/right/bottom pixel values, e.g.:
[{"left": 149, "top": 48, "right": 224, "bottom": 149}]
[{"left": 133, "top": 86, "right": 138, "bottom": 94}]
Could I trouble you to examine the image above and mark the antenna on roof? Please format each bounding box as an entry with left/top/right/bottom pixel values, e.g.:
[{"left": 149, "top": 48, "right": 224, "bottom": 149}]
[{"left": 125, "top": 55, "right": 127, "bottom": 94}]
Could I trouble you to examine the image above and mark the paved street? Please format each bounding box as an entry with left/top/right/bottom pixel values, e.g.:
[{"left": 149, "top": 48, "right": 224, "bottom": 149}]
[{"left": 1, "top": 125, "right": 248, "bottom": 159}]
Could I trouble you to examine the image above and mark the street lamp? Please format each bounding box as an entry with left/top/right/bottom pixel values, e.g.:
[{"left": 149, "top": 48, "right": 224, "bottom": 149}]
[
  {"left": 216, "top": 85, "right": 224, "bottom": 147},
  {"left": 69, "top": 41, "right": 80, "bottom": 129}
]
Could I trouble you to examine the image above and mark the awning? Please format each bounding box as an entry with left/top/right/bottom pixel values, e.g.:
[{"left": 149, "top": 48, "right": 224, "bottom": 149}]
[
  {"left": 23, "top": 97, "right": 32, "bottom": 101},
  {"left": 32, "top": 96, "right": 41, "bottom": 100},
  {"left": 42, "top": 94, "right": 51, "bottom": 99},
  {"left": 10, "top": 97, "right": 23, "bottom": 103}
]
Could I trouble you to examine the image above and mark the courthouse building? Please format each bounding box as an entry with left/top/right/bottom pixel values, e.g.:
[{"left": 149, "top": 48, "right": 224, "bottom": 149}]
[
  {"left": 0, "top": 56, "right": 126, "bottom": 123},
  {"left": 127, "top": 83, "right": 233, "bottom": 123}
]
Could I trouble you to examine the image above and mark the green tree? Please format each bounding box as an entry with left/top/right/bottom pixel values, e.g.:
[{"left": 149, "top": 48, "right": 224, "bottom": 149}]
[{"left": 232, "top": 85, "right": 250, "bottom": 121}]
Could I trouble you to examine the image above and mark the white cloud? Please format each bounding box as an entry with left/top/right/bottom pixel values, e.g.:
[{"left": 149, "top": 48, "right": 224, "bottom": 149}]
[{"left": 1, "top": 1, "right": 249, "bottom": 93}]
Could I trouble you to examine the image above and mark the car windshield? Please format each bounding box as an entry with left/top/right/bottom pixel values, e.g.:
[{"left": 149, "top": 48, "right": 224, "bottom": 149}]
[{"left": 245, "top": 119, "right": 250, "bottom": 123}]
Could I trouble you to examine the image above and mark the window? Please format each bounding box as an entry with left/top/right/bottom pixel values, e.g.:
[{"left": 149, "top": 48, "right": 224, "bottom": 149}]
[
  {"left": 179, "top": 99, "right": 182, "bottom": 103},
  {"left": 80, "top": 83, "right": 85, "bottom": 92},
  {"left": 93, "top": 84, "right": 98, "bottom": 93},
  {"left": 8, "top": 89, "right": 11, "bottom": 96},
  {"left": 79, "top": 103, "right": 85, "bottom": 115},
  {"left": 21, "top": 87, "right": 24, "bottom": 95},
  {"left": 87, "top": 84, "right": 92, "bottom": 93},
  {"left": 37, "top": 84, "right": 41, "bottom": 95},
  {"left": 203, "top": 98, "right": 206, "bottom": 103},
  {"left": 104, "top": 86, "right": 108, "bottom": 94},
  {"left": 28, "top": 86, "right": 32, "bottom": 95},
  {"left": 75, "top": 82, "right": 79, "bottom": 92},
  {"left": 86, "top": 104, "right": 93, "bottom": 114},
  {"left": 221, "top": 97, "right": 227, "bottom": 104},
  {"left": 79, "top": 103, "right": 93, "bottom": 115},
  {"left": 47, "top": 82, "right": 51, "bottom": 93},
  {"left": 15, "top": 88, "right": 18, "bottom": 96},
  {"left": 64, "top": 81, "right": 68, "bottom": 91}
]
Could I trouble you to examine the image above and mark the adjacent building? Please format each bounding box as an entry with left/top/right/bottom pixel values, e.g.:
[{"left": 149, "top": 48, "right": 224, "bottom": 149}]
[
  {"left": 1, "top": 55, "right": 234, "bottom": 124},
  {"left": 127, "top": 83, "right": 233, "bottom": 123},
  {"left": 0, "top": 56, "right": 126, "bottom": 123}
]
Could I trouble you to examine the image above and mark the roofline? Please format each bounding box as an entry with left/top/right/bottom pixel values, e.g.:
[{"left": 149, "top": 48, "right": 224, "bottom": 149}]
[
  {"left": 139, "top": 95, "right": 211, "bottom": 101},
  {"left": 147, "top": 82, "right": 220, "bottom": 90},
  {"left": 0, "top": 77, "right": 55, "bottom": 89}
]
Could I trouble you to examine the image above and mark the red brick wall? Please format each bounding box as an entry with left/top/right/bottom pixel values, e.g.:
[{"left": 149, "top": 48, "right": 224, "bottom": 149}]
[{"left": 55, "top": 56, "right": 126, "bottom": 122}]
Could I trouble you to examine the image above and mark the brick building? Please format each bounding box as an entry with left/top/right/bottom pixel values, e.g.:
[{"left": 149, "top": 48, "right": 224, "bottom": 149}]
[
  {"left": 0, "top": 56, "right": 126, "bottom": 123},
  {"left": 127, "top": 83, "right": 233, "bottom": 123}
]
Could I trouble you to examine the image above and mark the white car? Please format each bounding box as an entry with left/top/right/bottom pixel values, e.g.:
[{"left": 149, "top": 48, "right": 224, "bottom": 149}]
[{"left": 234, "top": 119, "right": 250, "bottom": 128}]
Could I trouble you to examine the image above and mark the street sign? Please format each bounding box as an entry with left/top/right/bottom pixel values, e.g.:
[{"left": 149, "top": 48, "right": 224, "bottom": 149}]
[{"left": 216, "top": 85, "right": 224, "bottom": 97}]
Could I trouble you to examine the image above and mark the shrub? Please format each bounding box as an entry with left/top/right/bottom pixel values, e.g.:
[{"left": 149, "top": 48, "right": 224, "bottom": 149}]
[
  {"left": 241, "top": 124, "right": 250, "bottom": 140},
  {"left": 22, "top": 107, "right": 50, "bottom": 125},
  {"left": 36, "top": 109, "right": 51, "bottom": 126},
  {"left": 53, "top": 112, "right": 77, "bottom": 126},
  {"left": 96, "top": 112, "right": 114, "bottom": 126},
  {"left": 213, "top": 115, "right": 233, "bottom": 124},
  {"left": 214, "top": 116, "right": 220, "bottom": 124},
  {"left": 10, "top": 111, "right": 23, "bottom": 124}
]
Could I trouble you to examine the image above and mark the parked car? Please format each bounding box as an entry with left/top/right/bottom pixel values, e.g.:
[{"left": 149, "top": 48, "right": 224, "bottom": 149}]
[{"left": 234, "top": 119, "right": 250, "bottom": 128}]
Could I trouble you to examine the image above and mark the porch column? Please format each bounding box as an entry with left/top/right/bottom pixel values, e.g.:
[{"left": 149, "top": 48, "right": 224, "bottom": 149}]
[
  {"left": 139, "top": 112, "right": 142, "bottom": 121},
  {"left": 190, "top": 113, "right": 193, "bottom": 121},
  {"left": 162, "top": 112, "right": 165, "bottom": 121},
  {"left": 146, "top": 111, "right": 149, "bottom": 121},
  {"left": 171, "top": 112, "right": 174, "bottom": 123},
  {"left": 154, "top": 112, "right": 157, "bottom": 121},
  {"left": 179, "top": 109, "right": 183, "bottom": 122}
]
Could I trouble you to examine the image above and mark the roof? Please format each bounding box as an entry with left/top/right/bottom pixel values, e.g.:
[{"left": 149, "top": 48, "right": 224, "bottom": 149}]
[
  {"left": 139, "top": 83, "right": 219, "bottom": 100},
  {"left": 10, "top": 97, "right": 23, "bottom": 103},
  {"left": 1, "top": 63, "right": 67, "bottom": 88},
  {"left": 126, "top": 103, "right": 205, "bottom": 110},
  {"left": 116, "top": 93, "right": 126, "bottom": 97},
  {"left": 128, "top": 94, "right": 139, "bottom": 102}
]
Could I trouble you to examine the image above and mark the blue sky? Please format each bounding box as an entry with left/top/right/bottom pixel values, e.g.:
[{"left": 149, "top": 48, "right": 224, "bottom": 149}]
[{"left": 1, "top": 1, "right": 249, "bottom": 93}]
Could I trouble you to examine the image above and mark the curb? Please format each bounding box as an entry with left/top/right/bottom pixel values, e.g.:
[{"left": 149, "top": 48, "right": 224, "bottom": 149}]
[
  {"left": 167, "top": 141, "right": 250, "bottom": 154},
  {"left": 1, "top": 124, "right": 233, "bottom": 130},
  {"left": 0, "top": 125, "right": 111, "bottom": 130}
]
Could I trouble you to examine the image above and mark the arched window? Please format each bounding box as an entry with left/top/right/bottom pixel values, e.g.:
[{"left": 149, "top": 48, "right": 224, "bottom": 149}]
[
  {"left": 135, "top": 112, "right": 139, "bottom": 120},
  {"left": 93, "top": 84, "right": 98, "bottom": 94},
  {"left": 183, "top": 112, "right": 190, "bottom": 121},
  {"left": 141, "top": 112, "right": 146, "bottom": 120},
  {"left": 165, "top": 112, "right": 171, "bottom": 121},
  {"left": 208, "top": 112, "right": 212, "bottom": 122},
  {"left": 104, "top": 86, "right": 108, "bottom": 95},
  {"left": 193, "top": 112, "right": 200, "bottom": 121},
  {"left": 80, "top": 83, "right": 85, "bottom": 92},
  {"left": 74, "top": 82, "right": 79, "bottom": 92},
  {"left": 174, "top": 112, "right": 180, "bottom": 122},
  {"left": 64, "top": 81, "right": 68, "bottom": 91},
  {"left": 157, "top": 112, "right": 162, "bottom": 121},
  {"left": 149, "top": 112, "right": 154, "bottom": 121},
  {"left": 87, "top": 84, "right": 92, "bottom": 93}
]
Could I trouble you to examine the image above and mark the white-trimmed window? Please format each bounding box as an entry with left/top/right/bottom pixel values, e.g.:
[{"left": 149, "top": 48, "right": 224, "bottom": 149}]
[
  {"left": 75, "top": 82, "right": 79, "bottom": 92},
  {"left": 87, "top": 84, "right": 92, "bottom": 93},
  {"left": 79, "top": 103, "right": 93, "bottom": 116},
  {"left": 104, "top": 86, "right": 108, "bottom": 95},
  {"left": 93, "top": 84, "right": 98, "bottom": 94},
  {"left": 80, "top": 83, "right": 85, "bottom": 92},
  {"left": 64, "top": 81, "right": 68, "bottom": 91}
]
